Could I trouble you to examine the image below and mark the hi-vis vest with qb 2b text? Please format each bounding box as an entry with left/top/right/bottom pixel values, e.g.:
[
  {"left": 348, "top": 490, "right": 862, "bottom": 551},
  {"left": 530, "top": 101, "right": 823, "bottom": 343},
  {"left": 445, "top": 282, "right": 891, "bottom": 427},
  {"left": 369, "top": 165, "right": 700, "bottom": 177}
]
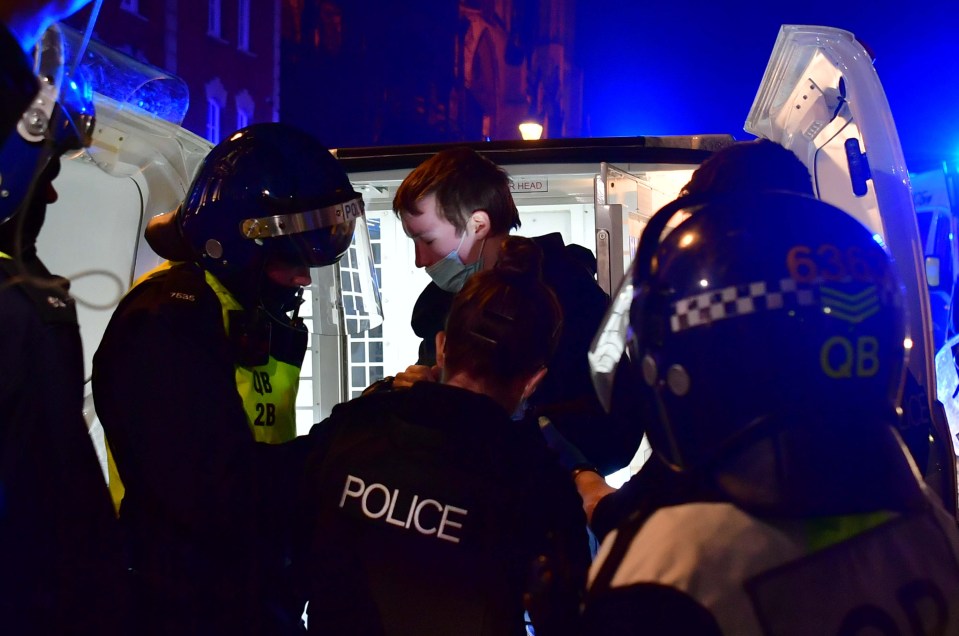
[{"left": 107, "top": 261, "right": 306, "bottom": 510}]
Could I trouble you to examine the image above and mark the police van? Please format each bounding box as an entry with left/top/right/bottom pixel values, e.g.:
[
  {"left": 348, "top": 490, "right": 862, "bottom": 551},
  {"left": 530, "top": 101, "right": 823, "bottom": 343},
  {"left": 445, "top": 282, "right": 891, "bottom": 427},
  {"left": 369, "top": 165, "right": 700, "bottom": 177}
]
[{"left": 40, "top": 25, "right": 958, "bottom": 516}]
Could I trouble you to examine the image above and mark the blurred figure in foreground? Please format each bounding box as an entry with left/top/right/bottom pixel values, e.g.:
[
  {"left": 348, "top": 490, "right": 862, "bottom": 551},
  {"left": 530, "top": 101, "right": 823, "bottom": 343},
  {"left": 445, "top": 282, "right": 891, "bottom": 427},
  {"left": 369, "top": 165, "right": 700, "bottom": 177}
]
[
  {"left": 295, "top": 236, "right": 590, "bottom": 635},
  {"left": 582, "top": 189, "right": 959, "bottom": 634},
  {"left": 0, "top": 34, "right": 128, "bottom": 633}
]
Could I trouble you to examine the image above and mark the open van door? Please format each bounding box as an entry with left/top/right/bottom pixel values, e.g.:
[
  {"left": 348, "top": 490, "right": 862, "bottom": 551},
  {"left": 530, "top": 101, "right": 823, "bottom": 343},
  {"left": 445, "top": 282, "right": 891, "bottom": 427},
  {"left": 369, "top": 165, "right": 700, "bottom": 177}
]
[
  {"left": 37, "top": 28, "right": 211, "bottom": 392},
  {"left": 32, "top": 29, "right": 212, "bottom": 471},
  {"left": 745, "top": 24, "right": 957, "bottom": 515}
]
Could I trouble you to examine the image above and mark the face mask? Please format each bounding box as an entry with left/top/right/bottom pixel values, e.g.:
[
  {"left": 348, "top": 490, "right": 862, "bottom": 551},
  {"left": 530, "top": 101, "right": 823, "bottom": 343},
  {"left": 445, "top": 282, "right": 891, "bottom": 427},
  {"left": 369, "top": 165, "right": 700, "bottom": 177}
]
[{"left": 426, "top": 231, "right": 484, "bottom": 293}]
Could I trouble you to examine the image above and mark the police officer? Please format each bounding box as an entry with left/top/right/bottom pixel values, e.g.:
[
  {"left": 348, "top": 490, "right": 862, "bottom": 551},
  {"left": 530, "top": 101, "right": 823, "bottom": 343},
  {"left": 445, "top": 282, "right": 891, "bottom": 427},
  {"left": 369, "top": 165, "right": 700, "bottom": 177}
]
[
  {"left": 0, "top": 0, "right": 94, "bottom": 142},
  {"left": 580, "top": 139, "right": 821, "bottom": 541},
  {"left": 582, "top": 191, "right": 959, "bottom": 634},
  {"left": 92, "top": 123, "right": 368, "bottom": 635},
  {"left": 0, "top": 24, "right": 129, "bottom": 635},
  {"left": 294, "top": 236, "right": 590, "bottom": 635}
]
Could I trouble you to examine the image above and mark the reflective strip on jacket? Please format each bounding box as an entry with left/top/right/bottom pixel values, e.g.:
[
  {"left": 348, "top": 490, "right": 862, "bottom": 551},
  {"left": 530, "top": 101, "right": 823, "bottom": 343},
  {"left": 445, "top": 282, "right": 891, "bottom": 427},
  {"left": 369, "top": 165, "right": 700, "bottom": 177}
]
[{"left": 586, "top": 499, "right": 959, "bottom": 634}]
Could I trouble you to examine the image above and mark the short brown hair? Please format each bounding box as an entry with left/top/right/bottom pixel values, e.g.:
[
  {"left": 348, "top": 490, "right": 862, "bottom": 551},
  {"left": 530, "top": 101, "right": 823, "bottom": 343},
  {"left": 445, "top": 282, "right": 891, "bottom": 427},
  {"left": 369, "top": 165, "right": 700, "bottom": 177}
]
[
  {"left": 393, "top": 147, "right": 521, "bottom": 235},
  {"left": 443, "top": 236, "right": 561, "bottom": 388}
]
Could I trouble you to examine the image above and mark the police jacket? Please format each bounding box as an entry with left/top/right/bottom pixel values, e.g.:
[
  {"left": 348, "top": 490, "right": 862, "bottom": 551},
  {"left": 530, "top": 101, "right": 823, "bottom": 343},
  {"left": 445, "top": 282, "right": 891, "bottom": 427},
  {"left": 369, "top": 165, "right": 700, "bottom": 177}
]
[
  {"left": 92, "top": 261, "right": 308, "bottom": 636},
  {"left": 582, "top": 418, "right": 959, "bottom": 635},
  {"left": 583, "top": 496, "right": 959, "bottom": 635},
  {"left": 0, "top": 252, "right": 129, "bottom": 635},
  {"left": 410, "top": 233, "right": 641, "bottom": 474},
  {"left": 294, "top": 381, "right": 591, "bottom": 636}
]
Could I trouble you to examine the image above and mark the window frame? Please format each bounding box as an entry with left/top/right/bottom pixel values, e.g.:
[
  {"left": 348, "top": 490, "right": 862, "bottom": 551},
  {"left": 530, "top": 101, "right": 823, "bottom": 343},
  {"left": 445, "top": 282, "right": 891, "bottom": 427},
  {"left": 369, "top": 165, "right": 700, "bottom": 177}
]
[{"left": 207, "top": 0, "right": 222, "bottom": 39}]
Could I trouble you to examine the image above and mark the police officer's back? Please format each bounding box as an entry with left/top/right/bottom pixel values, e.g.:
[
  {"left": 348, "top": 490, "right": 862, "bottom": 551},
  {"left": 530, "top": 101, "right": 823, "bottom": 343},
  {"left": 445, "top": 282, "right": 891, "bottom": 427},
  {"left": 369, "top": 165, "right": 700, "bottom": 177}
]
[
  {"left": 295, "top": 237, "right": 590, "bottom": 635},
  {"left": 583, "top": 191, "right": 959, "bottom": 634}
]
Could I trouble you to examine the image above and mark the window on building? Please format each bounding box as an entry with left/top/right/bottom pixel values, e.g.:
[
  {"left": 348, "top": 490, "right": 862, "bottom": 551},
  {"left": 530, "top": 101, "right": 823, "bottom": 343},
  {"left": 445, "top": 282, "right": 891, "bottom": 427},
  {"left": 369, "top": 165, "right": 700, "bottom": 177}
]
[
  {"left": 205, "top": 78, "right": 227, "bottom": 142},
  {"left": 235, "top": 89, "right": 254, "bottom": 132},
  {"left": 119, "top": 0, "right": 140, "bottom": 14},
  {"left": 208, "top": 0, "right": 222, "bottom": 38},
  {"left": 237, "top": 0, "right": 251, "bottom": 51},
  {"left": 206, "top": 98, "right": 221, "bottom": 142}
]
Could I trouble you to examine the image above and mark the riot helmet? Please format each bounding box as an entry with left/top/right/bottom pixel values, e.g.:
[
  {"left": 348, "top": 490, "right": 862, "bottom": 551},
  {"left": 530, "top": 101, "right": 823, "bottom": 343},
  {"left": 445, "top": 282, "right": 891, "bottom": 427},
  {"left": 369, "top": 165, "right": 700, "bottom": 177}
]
[
  {"left": 146, "top": 123, "right": 371, "bottom": 317},
  {"left": 590, "top": 191, "right": 908, "bottom": 472},
  {"left": 0, "top": 23, "right": 95, "bottom": 227}
]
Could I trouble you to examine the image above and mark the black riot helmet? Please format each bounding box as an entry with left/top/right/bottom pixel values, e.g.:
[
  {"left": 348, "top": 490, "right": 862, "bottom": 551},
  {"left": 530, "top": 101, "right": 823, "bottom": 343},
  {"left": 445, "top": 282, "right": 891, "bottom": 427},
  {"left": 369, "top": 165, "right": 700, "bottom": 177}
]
[
  {"left": 146, "top": 122, "right": 364, "bottom": 306},
  {"left": 0, "top": 24, "right": 96, "bottom": 227},
  {"left": 591, "top": 191, "right": 908, "bottom": 472}
]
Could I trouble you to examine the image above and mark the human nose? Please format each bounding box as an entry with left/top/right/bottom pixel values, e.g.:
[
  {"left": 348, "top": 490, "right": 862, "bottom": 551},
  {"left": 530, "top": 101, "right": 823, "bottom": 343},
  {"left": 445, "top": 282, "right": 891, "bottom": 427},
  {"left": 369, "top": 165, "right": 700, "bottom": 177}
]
[{"left": 414, "top": 242, "right": 430, "bottom": 269}]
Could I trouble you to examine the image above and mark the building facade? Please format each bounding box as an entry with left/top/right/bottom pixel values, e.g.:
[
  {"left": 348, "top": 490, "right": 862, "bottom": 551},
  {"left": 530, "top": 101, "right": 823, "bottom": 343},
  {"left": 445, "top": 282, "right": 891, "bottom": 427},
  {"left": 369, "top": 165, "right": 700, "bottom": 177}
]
[
  {"left": 68, "top": 0, "right": 280, "bottom": 144},
  {"left": 68, "top": 1, "right": 580, "bottom": 147},
  {"left": 281, "top": 0, "right": 583, "bottom": 147}
]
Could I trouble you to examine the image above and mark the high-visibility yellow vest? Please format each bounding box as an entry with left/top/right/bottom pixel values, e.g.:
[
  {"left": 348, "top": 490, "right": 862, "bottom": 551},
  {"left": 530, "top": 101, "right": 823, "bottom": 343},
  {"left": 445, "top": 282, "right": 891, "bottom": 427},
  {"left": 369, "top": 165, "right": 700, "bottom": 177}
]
[{"left": 107, "top": 261, "right": 305, "bottom": 512}]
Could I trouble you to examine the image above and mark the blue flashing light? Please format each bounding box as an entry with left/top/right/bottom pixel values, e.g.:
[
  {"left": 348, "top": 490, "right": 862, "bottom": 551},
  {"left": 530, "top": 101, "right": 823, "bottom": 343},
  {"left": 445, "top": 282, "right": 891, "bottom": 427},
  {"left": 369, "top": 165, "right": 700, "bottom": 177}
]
[
  {"left": 872, "top": 233, "right": 887, "bottom": 249},
  {"left": 61, "top": 23, "right": 189, "bottom": 125},
  {"left": 62, "top": 69, "right": 95, "bottom": 115}
]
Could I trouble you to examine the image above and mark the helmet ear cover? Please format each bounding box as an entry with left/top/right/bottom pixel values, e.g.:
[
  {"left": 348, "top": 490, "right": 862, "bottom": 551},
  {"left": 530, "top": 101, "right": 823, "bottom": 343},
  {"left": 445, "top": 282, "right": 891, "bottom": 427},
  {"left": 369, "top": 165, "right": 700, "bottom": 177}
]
[{"left": 626, "top": 193, "right": 714, "bottom": 468}]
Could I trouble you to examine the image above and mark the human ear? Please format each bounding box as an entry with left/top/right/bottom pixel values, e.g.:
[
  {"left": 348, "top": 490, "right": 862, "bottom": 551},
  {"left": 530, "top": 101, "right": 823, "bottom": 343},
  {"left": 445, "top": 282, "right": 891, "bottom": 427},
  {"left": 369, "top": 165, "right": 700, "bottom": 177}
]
[
  {"left": 435, "top": 331, "right": 447, "bottom": 369},
  {"left": 469, "top": 210, "right": 491, "bottom": 239}
]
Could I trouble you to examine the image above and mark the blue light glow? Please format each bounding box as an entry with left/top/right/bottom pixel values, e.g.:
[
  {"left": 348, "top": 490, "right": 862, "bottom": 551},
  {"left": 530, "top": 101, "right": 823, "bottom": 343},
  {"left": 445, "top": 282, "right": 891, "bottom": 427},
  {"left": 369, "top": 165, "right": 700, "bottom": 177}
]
[
  {"left": 872, "top": 233, "right": 887, "bottom": 249},
  {"left": 577, "top": 6, "right": 959, "bottom": 170}
]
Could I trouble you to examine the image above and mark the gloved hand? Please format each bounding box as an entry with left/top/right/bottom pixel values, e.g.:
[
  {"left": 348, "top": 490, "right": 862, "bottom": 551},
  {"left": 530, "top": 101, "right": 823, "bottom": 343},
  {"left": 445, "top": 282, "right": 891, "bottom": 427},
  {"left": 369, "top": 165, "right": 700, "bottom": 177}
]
[{"left": 538, "top": 416, "right": 598, "bottom": 475}]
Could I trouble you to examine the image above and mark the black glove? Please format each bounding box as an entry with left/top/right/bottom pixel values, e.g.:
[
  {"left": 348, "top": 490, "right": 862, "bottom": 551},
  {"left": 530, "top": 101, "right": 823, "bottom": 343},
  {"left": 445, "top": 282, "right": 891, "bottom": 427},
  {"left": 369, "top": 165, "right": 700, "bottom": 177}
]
[{"left": 538, "top": 416, "right": 599, "bottom": 475}]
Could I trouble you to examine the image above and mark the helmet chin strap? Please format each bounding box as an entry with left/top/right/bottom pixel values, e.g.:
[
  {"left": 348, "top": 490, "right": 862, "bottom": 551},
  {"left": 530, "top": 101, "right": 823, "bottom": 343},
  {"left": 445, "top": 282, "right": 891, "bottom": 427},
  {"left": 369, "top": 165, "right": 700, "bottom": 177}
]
[
  {"left": 225, "top": 265, "right": 306, "bottom": 367},
  {"left": 256, "top": 264, "right": 306, "bottom": 328}
]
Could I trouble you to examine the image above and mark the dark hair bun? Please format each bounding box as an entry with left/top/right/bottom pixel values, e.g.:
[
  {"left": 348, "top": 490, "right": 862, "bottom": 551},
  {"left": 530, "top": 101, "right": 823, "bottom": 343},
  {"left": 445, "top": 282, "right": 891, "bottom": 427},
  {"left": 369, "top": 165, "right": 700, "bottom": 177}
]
[{"left": 494, "top": 236, "right": 544, "bottom": 281}]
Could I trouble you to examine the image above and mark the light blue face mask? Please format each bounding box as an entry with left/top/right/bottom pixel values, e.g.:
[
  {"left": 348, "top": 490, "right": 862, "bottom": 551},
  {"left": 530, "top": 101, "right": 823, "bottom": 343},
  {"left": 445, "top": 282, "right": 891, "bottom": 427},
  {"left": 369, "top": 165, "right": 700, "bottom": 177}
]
[{"left": 426, "top": 231, "right": 484, "bottom": 293}]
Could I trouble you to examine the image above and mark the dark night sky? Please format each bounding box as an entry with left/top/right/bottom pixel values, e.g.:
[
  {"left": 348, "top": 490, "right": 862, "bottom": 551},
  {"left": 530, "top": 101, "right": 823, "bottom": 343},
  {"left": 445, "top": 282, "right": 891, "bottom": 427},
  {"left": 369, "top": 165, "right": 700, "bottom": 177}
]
[{"left": 577, "top": 2, "right": 959, "bottom": 173}]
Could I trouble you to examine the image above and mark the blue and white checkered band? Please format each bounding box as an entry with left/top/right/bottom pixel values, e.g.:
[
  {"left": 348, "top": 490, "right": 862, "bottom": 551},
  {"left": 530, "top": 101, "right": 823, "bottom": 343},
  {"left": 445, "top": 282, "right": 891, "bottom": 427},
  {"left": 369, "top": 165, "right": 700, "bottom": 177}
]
[{"left": 669, "top": 278, "right": 895, "bottom": 333}]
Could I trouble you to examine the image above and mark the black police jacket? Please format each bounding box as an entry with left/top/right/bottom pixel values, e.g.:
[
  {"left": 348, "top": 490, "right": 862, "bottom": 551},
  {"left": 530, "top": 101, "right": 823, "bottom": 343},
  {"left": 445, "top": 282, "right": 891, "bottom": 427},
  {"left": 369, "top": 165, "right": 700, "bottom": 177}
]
[
  {"left": 92, "top": 263, "right": 306, "bottom": 636},
  {"left": 295, "top": 381, "right": 591, "bottom": 636},
  {"left": 410, "top": 232, "right": 642, "bottom": 474},
  {"left": 0, "top": 255, "right": 129, "bottom": 635}
]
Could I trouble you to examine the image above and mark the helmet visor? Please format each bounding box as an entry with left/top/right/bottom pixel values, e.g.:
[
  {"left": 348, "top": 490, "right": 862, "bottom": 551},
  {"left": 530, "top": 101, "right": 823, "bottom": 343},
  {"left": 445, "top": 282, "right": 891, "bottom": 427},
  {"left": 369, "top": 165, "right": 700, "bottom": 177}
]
[
  {"left": 588, "top": 259, "right": 638, "bottom": 412},
  {"left": 307, "top": 213, "right": 384, "bottom": 336}
]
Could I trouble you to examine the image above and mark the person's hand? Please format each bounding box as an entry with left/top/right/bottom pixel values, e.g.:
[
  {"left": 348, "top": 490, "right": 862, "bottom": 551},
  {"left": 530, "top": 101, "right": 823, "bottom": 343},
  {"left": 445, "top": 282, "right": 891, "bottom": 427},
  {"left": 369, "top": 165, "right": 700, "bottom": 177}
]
[
  {"left": 573, "top": 469, "right": 616, "bottom": 525},
  {"left": 539, "top": 416, "right": 616, "bottom": 523},
  {"left": 392, "top": 364, "right": 440, "bottom": 389},
  {"left": 538, "top": 416, "right": 593, "bottom": 473}
]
